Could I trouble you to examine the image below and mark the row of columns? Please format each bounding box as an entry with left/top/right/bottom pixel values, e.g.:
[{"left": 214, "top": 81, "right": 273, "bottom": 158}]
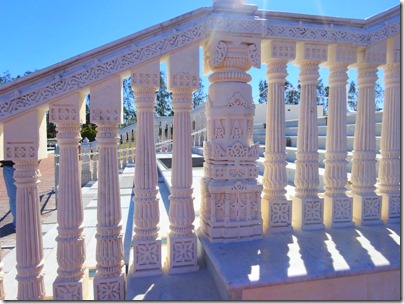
[{"left": 260, "top": 38, "right": 400, "bottom": 233}]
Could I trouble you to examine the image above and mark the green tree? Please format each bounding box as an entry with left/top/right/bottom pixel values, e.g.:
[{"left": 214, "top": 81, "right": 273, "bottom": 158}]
[
  {"left": 375, "top": 81, "right": 384, "bottom": 111},
  {"left": 347, "top": 80, "right": 358, "bottom": 111},
  {"left": 192, "top": 79, "right": 207, "bottom": 108},
  {"left": 155, "top": 71, "right": 172, "bottom": 116},
  {"left": 0, "top": 71, "right": 13, "bottom": 85},
  {"left": 316, "top": 79, "right": 329, "bottom": 116},
  {"left": 80, "top": 124, "right": 97, "bottom": 142},
  {"left": 123, "top": 77, "right": 136, "bottom": 125},
  {"left": 284, "top": 80, "right": 300, "bottom": 105},
  {"left": 258, "top": 79, "right": 268, "bottom": 104}
]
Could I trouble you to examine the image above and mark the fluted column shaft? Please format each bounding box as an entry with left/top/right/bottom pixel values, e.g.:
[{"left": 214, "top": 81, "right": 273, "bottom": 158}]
[
  {"left": 132, "top": 87, "right": 161, "bottom": 276},
  {"left": 323, "top": 63, "right": 354, "bottom": 228},
  {"left": 262, "top": 59, "right": 292, "bottom": 232},
  {"left": 53, "top": 122, "right": 88, "bottom": 300},
  {"left": 93, "top": 122, "right": 125, "bottom": 300},
  {"left": 15, "top": 160, "right": 45, "bottom": 300},
  {"left": 350, "top": 63, "right": 382, "bottom": 225},
  {"left": 292, "top": 60, "right": 324, "bottom": 230},
  {"left": 379, "top": 63, "right": 400, "bottom": 223},
  {"left": 167, "top": 88, "right": 198, "bottom": 273},
  {"left": 295, "top": 61, "right": 320, "bottom": 196}
]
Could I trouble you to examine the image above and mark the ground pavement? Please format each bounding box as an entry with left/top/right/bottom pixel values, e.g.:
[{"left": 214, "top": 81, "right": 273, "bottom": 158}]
[{"left": 0, "top": 151, "right": 57, "bottom": 257}]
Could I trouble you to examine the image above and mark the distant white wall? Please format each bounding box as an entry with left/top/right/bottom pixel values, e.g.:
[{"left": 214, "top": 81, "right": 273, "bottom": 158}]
[{"left": 253, "top": 104, "right": 324, "bottom": 124}]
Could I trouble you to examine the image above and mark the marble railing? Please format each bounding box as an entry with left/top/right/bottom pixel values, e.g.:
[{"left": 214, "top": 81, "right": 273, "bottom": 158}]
[{"left": 0, "top": 0, "right": 400, "bottom": 300}]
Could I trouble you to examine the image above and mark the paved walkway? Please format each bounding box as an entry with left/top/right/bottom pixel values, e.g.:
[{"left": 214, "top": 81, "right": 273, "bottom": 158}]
[{"left": 0, "top": 151, "right": 57, "bottom": 256}]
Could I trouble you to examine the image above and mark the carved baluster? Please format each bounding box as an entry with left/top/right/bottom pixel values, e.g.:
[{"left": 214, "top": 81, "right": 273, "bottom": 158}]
[
  {"left": 4, "top": 108, "right": 48, "bottom": 300},
  {"left": 166, "top": 45, "right": 199, "bottom": 273},
  {"left": 200, "top": 34, "right": 263, "bottom": 242},
  {"left": 379, "top": 37, "right": 400, "bottom": 223},
  {"left": 130, "top": 60, "right": 162, "bottom": 277},
  {"left": 350, "top": 45, "right": 385, "bottom": 226},
  {"left": 80, "top": 138, "right": 91, "bottom": 186},
  {"left": 261, "top": 41, "right": 295, "bottom": 233},
  {"left": 292, "top": 43, "right": 327, "bottom": 230},
  {"left": 91, "top": 76, "right": 125, "bottom": 300},
  {"left": 323, "top": 46, "right": 356, "bottom": 228},
  {"left": 50, "top": 93, "right": 89, "bottom": 300}
]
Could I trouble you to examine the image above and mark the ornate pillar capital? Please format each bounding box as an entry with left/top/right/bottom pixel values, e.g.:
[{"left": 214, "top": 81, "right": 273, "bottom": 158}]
[
  {"left": 4, "top": 108, "right": 47, "bottom": 161},
  {"left": 90, "top": 75, "right": 123, "bottom": 125}
]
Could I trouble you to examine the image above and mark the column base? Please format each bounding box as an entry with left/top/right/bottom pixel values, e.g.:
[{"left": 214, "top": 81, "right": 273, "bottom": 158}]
[
  {"left": 291, "top": 195, "right": 325, "bottom": 231},
  {"left": 352, "top": 193, "right": 383, "bottom": 226},
  {"left": 323, "top": 195, "right": 354, "bottom": 229},
  {"left": 130, "top": 238, "right": 162, "bottom": 277},
  {"left": 93, "top": 268, "right": 126, "bottom": 300},
  {"left": 261, "top": 197, "right": 293, "bottom": 234},
  {"left": 381, "top": 193, "right": 401, "bottom": 224},
  {"left": 165, "top": 234, "right": 199, "bottom": 274},
  {"left": 53, "top": 270, "right": 90, "bottom": 300}
]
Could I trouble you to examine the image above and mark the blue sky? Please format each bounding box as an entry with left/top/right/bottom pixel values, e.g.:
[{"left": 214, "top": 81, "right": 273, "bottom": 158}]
[{"left": 1, "top": 0, "right": 399, "bottom": 100}]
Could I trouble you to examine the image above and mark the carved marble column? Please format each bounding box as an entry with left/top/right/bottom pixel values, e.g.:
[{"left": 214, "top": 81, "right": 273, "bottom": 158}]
[
  {"left": 166, "top": 45, "right": 199, "bottom": 273},
  {"left": 130, "top": 60, "right": 162, "bottom": 277},
  {"left": 200, "top": 36, "right": 263, "bottom": 242},
  {"left": 4, "top": 108, "right": 47, "bottom": 301},
  {"left": 323, "top": 46, "right": 356, "bottom": 228},
  {"left": 291, "top": 43, "right": 327, "bottom": 230},
  {"left": 91, "top": 76, "right": 125, "bottom": 300},
  {"left": 379, "top": 37, "right": 400, "bottom": 223},
  {"left": 261, "top": 41, "right": 295, "bottom": 233},
  {"left": 350, "top": 46, "right": 385, "bottom": 226},
  {"left": 4, "top": 108, "right": 48, "bottom": 300},
  {"left": 49, "top": 93, "right": 89, "bottom": 300}
]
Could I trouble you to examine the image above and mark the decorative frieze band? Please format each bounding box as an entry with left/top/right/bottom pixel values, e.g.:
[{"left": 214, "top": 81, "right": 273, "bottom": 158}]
[
  {"left": 6, "top": 143, "right": 36, "bottom": 160},
  {"left": 0, "top": 24, "right": 205, "bottom": 120}
]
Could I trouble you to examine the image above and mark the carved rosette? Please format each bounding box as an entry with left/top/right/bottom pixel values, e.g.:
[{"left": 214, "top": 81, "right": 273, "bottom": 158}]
[{"left": 200, "top": 35, "right": 263, "bottom": 242}]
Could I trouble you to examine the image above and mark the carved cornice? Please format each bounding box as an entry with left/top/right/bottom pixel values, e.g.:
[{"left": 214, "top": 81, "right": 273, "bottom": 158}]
[{"left": 0, "top": 23, "right": 206, "bottom": 120}]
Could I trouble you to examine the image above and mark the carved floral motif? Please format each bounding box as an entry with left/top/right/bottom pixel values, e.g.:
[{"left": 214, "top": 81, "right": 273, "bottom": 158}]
[
  {"left": 363, "top": 197, "right": 381, "bottom": 220},
  {"left": 54, "top": 283, "right": 82, "bottom": 300},
  {"left": 271, "top": 201, "right": 291, "bottom": 225},
  {"left": 134, "top": 242, "right": 160, "bottom": 268},
  {"left": 173, "top": 240, "right": 196, "bottom": 264},
  {"left": 303, "top": 200, "right": 323, "bottom": 224},
  {"left": 333, "top": 198, "right": 352, "bottom": 221},
  {"left": 96, "top": 280, "right": 122, "bottom": 300}
]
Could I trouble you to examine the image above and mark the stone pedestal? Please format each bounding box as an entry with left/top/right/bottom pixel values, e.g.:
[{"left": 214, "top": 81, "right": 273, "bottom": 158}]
[{"left": 200, "top": 36, "right": 263, "bottom": 242}]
